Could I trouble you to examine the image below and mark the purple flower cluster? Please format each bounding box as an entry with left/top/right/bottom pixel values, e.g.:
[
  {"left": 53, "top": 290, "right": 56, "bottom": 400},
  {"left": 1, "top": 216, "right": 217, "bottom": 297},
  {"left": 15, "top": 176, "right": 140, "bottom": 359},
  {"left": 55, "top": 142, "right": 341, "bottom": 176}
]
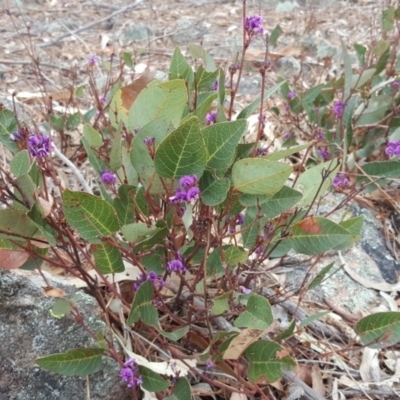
[
  {"left": 287, "top": 91, "right": 297, "bottom": 100},
  {"left": 205, "top": 111, "right": 218, "bottom": 125},
  {"left": 239, "top": 286, "right": 251, "bottom": 295},
  {"left": 212, "top": 80, "right": 219, "bottom": 91},
  {"left": 245, "top": 15, "right": 264, "bottom": 35},
  {"left": 385, "top": 141, "right": 400, "bottom": 157},
  {"left": 28, "top": 134, "right": 52, "bottom": 157},
  {"left": 143, "top": 136, "right": 155, "bottom": 147},
  {"left": 393, "top": 81, "right": 400, "bottom": 89},
  {"left": 88, "top": 54, "right": 99, "bottom": 66},
  {"left": 169, "top": 175, "right": 200, "bottom": 204},
  {"left": 317, "top": 149, "right": 329, "bottom": 161},
  {"left": 120, "top": 358, "right": 143, "bottom": 388},
  {"left": 133, "top": 271, "right": 165, "bottom": 291},
  {"left": 333, "top": 173, "right": 350, "bottom": 189},
  {"left": 100, "top": 170, "right": 116, "bottom": 184},
  {"left": 333, "top": 100, "right": 345, "bottom": 119},
  {"left": 315, "top": 128, "right": 325, "bottom": 141},
  {"left": 167, "top": 258, "right": 187, "bottom": 274}
]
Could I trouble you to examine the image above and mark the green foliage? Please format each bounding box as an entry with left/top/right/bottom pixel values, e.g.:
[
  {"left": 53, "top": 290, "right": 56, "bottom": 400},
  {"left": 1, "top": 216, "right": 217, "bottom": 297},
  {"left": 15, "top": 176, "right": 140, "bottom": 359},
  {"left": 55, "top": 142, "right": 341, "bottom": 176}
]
[
  {"left": 35, "top": 348, "right": 105, "bottom": 376},
  {"left": 3, "top": 4, "right": 400, "bottom": 398}
]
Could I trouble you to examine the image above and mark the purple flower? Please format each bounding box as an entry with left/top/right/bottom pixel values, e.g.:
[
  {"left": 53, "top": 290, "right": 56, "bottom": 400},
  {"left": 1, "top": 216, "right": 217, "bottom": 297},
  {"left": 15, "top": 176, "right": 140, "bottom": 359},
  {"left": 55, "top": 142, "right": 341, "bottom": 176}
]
[
  {"left": 317, "top": 149, "right": 329, "bottom": 161},
  {"left": 239, "top": 286, "right": 252, "bottom": 295},
  {"left": 212, "top": 80, "right": 219, "bottom": 91},
  {"left": 100, "top": 170, "right": 116, "bottom": 184},
  {"left": 206, "top": 360, "right": 214, "bottom": 369},
  {"left": 28, "top": 134, "right": 52, "bottom": 157},
  {"left": 333, "top": 173, "right": 350, "bottom": 189},
  {"left": 10, "top": 130, "right": 23, "bottom": 142},
  {"left": 256, "top": 147, "right": 269, "bottom": 156},
  {"left": 393, "top": 81, "right": 400, "bottom": 89},
  {"left": 143, "top": 136, "right": 155, "bottom": 147},
  {"left": 100, "top": 96, "right": 107, "bottom": 103},
  {"left": 284, "top": 131, "right": 292, "bottom": 139},
  {"left": 120, "top": 358, "right": 142, "bottom": 388},
  {"left": 88, "top": 54, "right": 99, "bottom": 66},
  {"left": 333, "top": 100, "right": 345, "bottom": 119},
  {"left": 315, "top": 128, "right": 325, "bottom": 141},
  {"left": 186, "top": 186, "right": 200, "bottom": 202},
  {"left": 385, "top": 141, "right": 400, "bottom": 157},
  {"left": 167, "top": 259, "right": 186, "bottom": 273},
  {"left": 236, "top": 213, "right": 244, "bottom": 225},
  {"left": 179, "top": 175, "right": 197, "bottom": 189},
  {"left": 206, "top": 111, "right": 218, "bottom": 125},
  {"left": 287, "top": 91, "right": 296, "bottom": 100},
  {"left": 169, "top": 190, "right": 188, "bottom": 204},
  {"left": 245, "top": 15, "right": 264, "bottom": 35}
]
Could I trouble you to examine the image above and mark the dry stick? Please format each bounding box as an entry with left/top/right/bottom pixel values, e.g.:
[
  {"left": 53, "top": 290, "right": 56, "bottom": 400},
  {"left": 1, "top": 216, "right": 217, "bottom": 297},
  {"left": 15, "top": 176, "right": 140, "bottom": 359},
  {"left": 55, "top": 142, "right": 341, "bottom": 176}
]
[
  {"left": 51, "top": 144, "right": 93, "bottom": 194},
  {"left": 38, "top": 0, "right": 144, "bottom": 48}
]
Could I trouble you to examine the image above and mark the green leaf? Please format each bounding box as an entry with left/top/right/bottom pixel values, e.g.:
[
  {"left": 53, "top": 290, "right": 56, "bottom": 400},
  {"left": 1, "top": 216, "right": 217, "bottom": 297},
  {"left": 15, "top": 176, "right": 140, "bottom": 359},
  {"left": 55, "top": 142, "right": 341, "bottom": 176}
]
[
  {"left": 264, "top": 144, "right": 310, "bottom": 161},
  {"left": 121, "top": 223, "right": 159, "bottom": 242},
  {"left": 232, "top": 158, "right": 292, "bottom": 195},
  {"left": 269, "top": 24, "right": 282, "bottom": 47},
  {"left": 165, "top": 377, "right": 191, "bottom": 400},
  {"left": 299, "top": 311, "right": 330, "bottom": 328},
  {"left": 50, "top": 298, "right": 73, "bottom": 319},
  {"left": 35, "top": 348, "right": 104, "bottom": 376},
  {"left": 291, "top": 217, "right": 357, "bottom": 255},
  {"left": 225, "top": 246, "right": 248, "bottom": 265},
  {"left": 237, "top": 81, "right": 284, "bottom": 120},
  {"left": 275, "top": 320, "right": 296, "bottom": 341},
  {"left": 83, "top": 124, "right": 103, "bottom": 148},
  {"left": 355, "top": 94, "right": 391, "bottom": 126},
  {"left": 50, "top": 115, "right": 64, "bottom": 133},
  {"left": 240, "top": 186, "right": 302, "bottom": 220},
  {"left": 245, "top": 340, "right": 296, "bottom": 382},
  {"left": 158, "top": 325, "right": 189, "bottom": 341},
  {"left": 196, "top": 65, "right": 219, "bottom": 91},
  {"left": 139, "top": 365, "right": 170, "bottom": 392},
  {"left": 308, "top": 262, "right": 335, "bottom": 290},
  {"left": 62, "top": 190, "right": 119, "bottom": 243},
  {"left": 294, "top": 160, "right": 339, "bottom": 208},
  {"left": 234, "top": 294, "right": 273, "bottom": 329},
  {"left": 212, "top": 291, "right": 232, "bottom": 315},
  {"left": 355, "top": 312, "right": 400, "bottom": 348},
  {"left": 110, "top": 130, "right": 122, "bottom": 171},
  {"left": 92, "top": 243, "right": 124, "bottom": 274},
  {"left": 382, "top": 7, "right": 395, "bottom": 31},
  {"left": 128, "top": 79, "right": 187, "bottom": 129},
  {"left": 341, "top": 39, "right": 353, "bottom": 99},
  {"left": 81, "top": 137, "right": 108, "bottom": 175},
  {"left": 190, "top": 92, "right": 218, "bottom": 124},
  {"left": 189, "top": 43, "right": 216, "bottom": 72},
  {"left": 351, "top": 69, "right": 376, "bottom": 89},
  {"left": 133, "top": 222, "right": 169, "bottom": 253},
  {"left": 358, "top": 161, "right": 400, "bottom": 186},
  {"left": 11, "top": 150, "right": 30, "bottom": 177},
  {"left": 338, "top": 216, "right": 363, "bottom": 236},
  {"left": 0, "top": 109, "right": 19, "bottom": 153},
  {"left": 199, "top": 171, "right": 230, "bottom": 206},
  {"left": 169, "top": 47, "right": 194, "bottom": 87},
  {"left": 354, "top": 43, "right": 367, "bottom": 66},
  {"left": 241, "top": 207, "right": 263, "bottom": 249},
  {"left": 203, "top": 120, "right": 247, "bottom": 171},
  {"left": 66, "top": 112, "right": 81, "bottom": 130},
  {"left": 114, "top": 185, "right": 136, "bottom": 225},
  {"left": 127, "top": 280, "right": 158, "bottom": 326},
  {"left": 15, "top": 173, "right": 36, "bottom": 206},
  {"left": 0, "top": 209, "right": 38, "bottom": 238},
  {"left": 154, "top": 116, "right": 207, "bottom": 179},
  {"left": 130, "top": 119, "right": 171, "bottom": 193}
]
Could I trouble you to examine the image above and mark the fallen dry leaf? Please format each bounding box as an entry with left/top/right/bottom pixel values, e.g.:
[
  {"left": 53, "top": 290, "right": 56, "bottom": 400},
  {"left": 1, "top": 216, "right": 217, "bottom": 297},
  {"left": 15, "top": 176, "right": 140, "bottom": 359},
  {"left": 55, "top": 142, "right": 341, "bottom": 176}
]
[
  {"left": 0, "top": 249, "right": 30, "bottom": 269},
  {"left": 223, "top": 328, "right": 268, "bottom": 360},
  {"left": 311, "top": 364, "right": 325, "bottom": 396},
  {"left": 44, "top": 287, "right": 67, "bottom": 297}
]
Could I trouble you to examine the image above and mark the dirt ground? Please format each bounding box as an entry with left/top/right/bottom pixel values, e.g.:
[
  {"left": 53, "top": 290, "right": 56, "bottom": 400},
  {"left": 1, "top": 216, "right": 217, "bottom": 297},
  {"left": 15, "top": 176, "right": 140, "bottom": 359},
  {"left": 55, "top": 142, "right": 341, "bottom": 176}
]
[{"left": 0, "top": 0, "right": 388, "bottom": 116}]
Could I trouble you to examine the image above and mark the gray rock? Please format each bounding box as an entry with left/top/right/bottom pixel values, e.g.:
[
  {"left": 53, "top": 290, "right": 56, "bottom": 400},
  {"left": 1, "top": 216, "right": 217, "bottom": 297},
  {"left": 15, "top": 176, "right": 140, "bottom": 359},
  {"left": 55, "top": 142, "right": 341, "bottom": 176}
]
[
  {"left": 118, "top": 24, "right": 152, "bottom": 45},
  {"left": 274, "top": 56, "right": 301, "bottom": 78},
  {"left": 275, "top": 1, "right": 300, "bottom": 12},
  {"left": 172, "top": 18, "right": 208, "bottom": 44},
  {"left": 0, "top": 269, "right": 130, "bottom": 400}
]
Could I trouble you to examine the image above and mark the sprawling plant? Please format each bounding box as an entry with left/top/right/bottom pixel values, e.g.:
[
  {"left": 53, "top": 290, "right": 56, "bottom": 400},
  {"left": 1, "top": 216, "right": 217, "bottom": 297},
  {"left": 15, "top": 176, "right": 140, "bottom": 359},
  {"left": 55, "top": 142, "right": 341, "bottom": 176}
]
[{"left": 1, "top": 2, "right": 400, "bottom": 398}]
